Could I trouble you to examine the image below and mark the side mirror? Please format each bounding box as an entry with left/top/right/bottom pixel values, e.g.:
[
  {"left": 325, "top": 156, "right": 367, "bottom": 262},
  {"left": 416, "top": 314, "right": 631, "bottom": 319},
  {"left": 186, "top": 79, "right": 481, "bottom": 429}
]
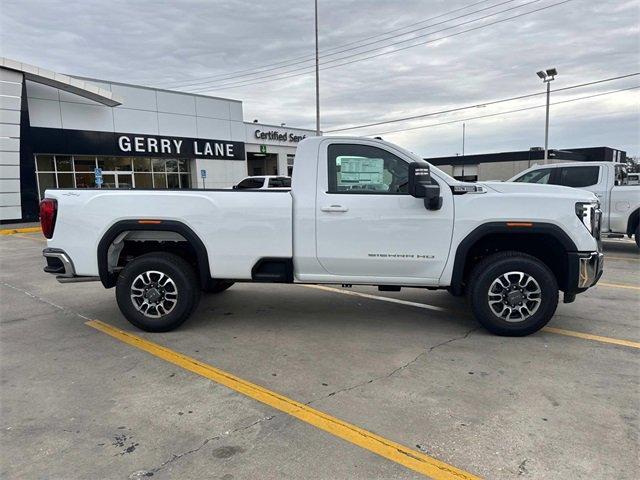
[{"left": 408, "top": 162, "right": 442, "bottom": 210}]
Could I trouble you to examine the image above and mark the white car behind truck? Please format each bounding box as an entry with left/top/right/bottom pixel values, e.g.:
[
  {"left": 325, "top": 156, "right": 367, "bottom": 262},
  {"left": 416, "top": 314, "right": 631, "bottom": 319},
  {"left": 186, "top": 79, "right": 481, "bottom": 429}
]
[
  {"left": 510, "top": 161, "right": 640, "bottom": 247},
  {"left": 40, "top": 137, "right": 603, "bottom": 336}
]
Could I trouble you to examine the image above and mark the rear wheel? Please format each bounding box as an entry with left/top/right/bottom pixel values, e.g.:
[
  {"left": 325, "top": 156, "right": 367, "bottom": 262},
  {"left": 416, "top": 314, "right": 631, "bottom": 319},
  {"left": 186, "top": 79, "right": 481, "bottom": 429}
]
[
  {"left": 116, "top": 253, "right": 200, "bottom": 332},
  {"left": 468, "top": 251, "right": 558, "bottom": 336}
]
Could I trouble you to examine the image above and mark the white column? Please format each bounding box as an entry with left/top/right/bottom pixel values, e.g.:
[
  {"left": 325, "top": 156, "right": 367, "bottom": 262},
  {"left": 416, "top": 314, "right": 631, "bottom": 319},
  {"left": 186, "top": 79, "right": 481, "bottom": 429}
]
[{"left": 0, "top": 68, "right": 23, "bottom": 221}]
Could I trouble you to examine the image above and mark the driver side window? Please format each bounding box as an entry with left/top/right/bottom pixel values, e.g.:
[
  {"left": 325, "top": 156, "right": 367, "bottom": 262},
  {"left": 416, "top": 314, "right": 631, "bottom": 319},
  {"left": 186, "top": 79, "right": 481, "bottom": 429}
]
[
  {"left": 515, "top": 168, "right": 553, "bottom": 184},
  {"left": 327, "top": 144, "right": 409, "bottom": 194}
]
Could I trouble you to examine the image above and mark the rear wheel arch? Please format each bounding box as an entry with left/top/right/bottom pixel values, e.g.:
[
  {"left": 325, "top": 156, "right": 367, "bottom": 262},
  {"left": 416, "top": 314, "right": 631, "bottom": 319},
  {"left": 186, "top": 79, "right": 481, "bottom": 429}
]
[
  {"left": 449, "top": 222, "right": 577, "bottom": 296},
  {"left": 97, "top": 220, "right": 210, "bottom": 288},
  {"left": 627, "top": 208, "right": 639, "bottom": 236}
]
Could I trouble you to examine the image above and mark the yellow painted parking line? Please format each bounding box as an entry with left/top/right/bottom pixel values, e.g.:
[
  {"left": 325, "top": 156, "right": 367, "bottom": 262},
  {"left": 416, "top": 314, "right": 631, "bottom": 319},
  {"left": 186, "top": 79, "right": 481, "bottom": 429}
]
[
  {"left": 0, "top": 226, "right": 41, "bottom": 235},
  {"left": 305, "top": 285, "right": 640, "bottom": 350},
  {"left": 542, "top": 327, "right": 640, "bottom": 349},
  {"left": 599, "top": 282, "right": 640, "bottom": 291},
  {"left": 86, "top": 319, "right": 480, "bottom": 480}
]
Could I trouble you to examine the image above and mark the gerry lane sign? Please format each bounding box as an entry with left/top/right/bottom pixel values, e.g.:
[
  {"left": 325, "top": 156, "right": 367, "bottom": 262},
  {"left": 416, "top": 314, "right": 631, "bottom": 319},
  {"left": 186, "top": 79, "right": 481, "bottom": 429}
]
[{"left": 117, "top": 134, "right": 245, "bottom": 160}]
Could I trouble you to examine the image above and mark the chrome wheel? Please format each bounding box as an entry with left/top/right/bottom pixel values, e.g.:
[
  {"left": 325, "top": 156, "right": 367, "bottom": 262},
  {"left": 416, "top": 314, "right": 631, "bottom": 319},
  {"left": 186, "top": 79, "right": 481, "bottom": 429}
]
[
  {"left": 487, "top": 271, "right": 541, "bottom": 322},
  {"left": 130, "top": 270, "right": 178, "bottom": 318}
]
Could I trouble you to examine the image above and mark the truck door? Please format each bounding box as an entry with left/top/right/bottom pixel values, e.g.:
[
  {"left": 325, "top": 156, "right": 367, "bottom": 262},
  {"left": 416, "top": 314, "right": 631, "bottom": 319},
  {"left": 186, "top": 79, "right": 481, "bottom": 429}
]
[{"left": 315, "top": 141, "right": 454, "bottom": 281}]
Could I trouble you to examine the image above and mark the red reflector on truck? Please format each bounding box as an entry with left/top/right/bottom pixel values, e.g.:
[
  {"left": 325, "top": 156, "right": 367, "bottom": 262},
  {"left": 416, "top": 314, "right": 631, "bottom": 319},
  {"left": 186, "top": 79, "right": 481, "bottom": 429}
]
[
  {"left": 138, "top": 220, "right": 162, "bottom": 224},
  {"left": 506, "top": 222, "right": 533, "bottom": 227},
  {"left": 39, "top": 198, "right": 58, "bottom": 239}
]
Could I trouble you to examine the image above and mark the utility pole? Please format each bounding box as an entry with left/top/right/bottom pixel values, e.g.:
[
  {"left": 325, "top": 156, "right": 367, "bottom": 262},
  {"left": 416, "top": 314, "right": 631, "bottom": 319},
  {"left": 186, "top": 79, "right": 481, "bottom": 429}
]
[
  {"left": 314, "top": 0, "right": 320, "bottom": 135},
  {"left": 536, "top": 68, "right": 558, "bottom": 163},
  {"left": 462, "top": 122, "right": 466, "bottom": 156}
]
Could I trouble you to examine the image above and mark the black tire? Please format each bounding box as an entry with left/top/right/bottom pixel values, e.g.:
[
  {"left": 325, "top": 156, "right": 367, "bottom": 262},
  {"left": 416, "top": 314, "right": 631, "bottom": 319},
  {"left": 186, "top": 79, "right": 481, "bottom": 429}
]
[
  {"left": 116, "top": 253, "right": 200, "bottom": 332},
  {"left": 468, "top": 251, "right": 558, "bottom": 336},
  {"left": 202, "top": 280, "right": 235, "bottom": 294},
  {"left": 635, "top": 224, "right": 639, "bottom": 249}
]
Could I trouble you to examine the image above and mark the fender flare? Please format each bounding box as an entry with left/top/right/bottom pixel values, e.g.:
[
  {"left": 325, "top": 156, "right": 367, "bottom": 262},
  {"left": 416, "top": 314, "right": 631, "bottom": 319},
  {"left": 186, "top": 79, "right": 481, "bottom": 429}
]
[
  {"left": 626, "top": 208, "right": 639, "bottom": 236},
  {"left": 97, "top": 219, "right": 210, "bottom": 288},
  {"left": 449, "top": 222, "right": 577, "bottom": 295}
]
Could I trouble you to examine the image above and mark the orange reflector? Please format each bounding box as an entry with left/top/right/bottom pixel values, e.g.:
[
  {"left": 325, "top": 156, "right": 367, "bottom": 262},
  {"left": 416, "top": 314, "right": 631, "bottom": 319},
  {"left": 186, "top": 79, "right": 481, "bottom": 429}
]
[
  {"left": 138, "top": 220, "right": 162, "bottom": 224},
  {"left": 506, "top": 222, "right": 533, "bottom": 227}
]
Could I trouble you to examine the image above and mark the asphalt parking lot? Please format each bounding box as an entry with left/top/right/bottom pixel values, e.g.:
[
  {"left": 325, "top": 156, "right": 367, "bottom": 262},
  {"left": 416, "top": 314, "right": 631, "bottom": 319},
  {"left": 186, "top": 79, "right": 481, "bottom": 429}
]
[{"left": 1, "top": 229, "right": 638, "bottom": 479}]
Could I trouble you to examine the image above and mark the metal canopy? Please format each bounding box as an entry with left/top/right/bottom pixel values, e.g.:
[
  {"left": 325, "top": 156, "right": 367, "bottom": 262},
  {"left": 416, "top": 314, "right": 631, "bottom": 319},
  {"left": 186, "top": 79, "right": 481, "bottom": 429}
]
[{"left": 1, "top": 57, "right": 122, "bottom": 107}]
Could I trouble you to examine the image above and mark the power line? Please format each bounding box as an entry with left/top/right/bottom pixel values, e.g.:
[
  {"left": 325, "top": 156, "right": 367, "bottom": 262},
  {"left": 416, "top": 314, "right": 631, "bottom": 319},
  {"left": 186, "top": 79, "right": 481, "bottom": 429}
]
[
  {"left": 365, "top": 85, "right": 640, "bottom": 136},
  {"left": 325, "top": 73, "right": 640, "bottom": 133},
  {"left": 185, "top": 0, "right": 574, "bottom": 92},
  {"left": 157, "top": 0, "right": 500, "bottom": 88},
  {"left": 184, "top": 0, "right": 545, "bottom": 91},
  {"left": 163, "top": 0, "right": 520, "bottom": 89}
]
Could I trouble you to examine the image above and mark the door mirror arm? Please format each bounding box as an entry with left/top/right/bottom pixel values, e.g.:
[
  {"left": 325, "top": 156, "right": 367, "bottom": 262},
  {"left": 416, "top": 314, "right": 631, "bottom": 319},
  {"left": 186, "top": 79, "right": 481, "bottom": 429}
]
[{"left": 407, "top": 162, "right": 442, "bottom": 210}]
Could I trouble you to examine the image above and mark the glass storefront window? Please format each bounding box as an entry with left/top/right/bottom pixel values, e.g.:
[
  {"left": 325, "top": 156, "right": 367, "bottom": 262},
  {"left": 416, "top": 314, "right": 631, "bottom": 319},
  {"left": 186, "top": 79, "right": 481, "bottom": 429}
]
[
  {"left": 180, "top": 174, "right": 190, "bottom": 188},
  {"left": 153, "top": 173, "right": 167, "bottom": 188},
  {"left": 133, "top": 158, "right": 152, "bottom": 172},
  {"left": 152, "top": 158, "right": 166, "bottom": 173},
  {"left": 35, "top": 154, "right": 192, "bottom": 197},
  {"left": 56, "top": 156, "right": 73, "bottom": 172},
  {"left": 36, "top": 155, "right": 54, "bottom": 171},
  {"left": 167, "top": 174, "right": 180, "bottom": 189},
  {"left": 57, "top": 173, "right": 74, "bottom": 188},
  {"left": 74, "top": 156, "right": 97, "bottom": 171},
  {"left": 75, "top": 172, "right": 95, "bottom": 188},
  {"left": 134, "top": 173, "right": 153, "bottom": 188},
  {"left": 37, "top": 172, "right": 56, "bottom": 198},
  {"left": 166, "top": 159, "right": 178, "bottom": 173},
  {"left": 98, "top": 157, "right": 133, "bottom": 171}
]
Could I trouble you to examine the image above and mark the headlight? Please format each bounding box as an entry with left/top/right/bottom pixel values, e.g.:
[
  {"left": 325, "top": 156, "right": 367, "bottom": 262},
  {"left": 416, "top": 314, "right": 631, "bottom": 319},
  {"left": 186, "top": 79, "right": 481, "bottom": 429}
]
[{"left": 575, "top": 202, "right": 601, "bottom": 236}]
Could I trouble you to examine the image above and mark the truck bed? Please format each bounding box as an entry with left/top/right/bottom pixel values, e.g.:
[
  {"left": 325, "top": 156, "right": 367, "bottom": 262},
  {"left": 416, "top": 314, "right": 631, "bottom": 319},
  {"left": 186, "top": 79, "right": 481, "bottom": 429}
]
[{"left": 45, "top": 189, "right": 293, "bottom": 279}]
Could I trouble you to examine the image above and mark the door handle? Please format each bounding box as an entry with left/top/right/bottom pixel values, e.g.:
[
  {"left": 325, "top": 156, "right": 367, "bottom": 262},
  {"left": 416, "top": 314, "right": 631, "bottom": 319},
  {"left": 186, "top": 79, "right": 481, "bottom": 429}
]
[{"left": 321, "top": 204, "right": 349, "bottom": 213}]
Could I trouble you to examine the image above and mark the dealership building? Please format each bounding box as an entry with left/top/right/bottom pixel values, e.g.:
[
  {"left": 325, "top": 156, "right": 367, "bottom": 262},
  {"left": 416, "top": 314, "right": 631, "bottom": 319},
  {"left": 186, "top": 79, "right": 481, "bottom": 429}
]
[{"left": 0, "top": 57, "right": 316, "bottom": 223}]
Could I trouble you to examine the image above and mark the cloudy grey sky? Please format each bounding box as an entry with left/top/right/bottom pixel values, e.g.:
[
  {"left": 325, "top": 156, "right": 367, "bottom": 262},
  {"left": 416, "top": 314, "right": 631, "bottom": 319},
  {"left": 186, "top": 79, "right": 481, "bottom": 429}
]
[{"left": 1, "top": 0, "right": 639, "bottom": 157}]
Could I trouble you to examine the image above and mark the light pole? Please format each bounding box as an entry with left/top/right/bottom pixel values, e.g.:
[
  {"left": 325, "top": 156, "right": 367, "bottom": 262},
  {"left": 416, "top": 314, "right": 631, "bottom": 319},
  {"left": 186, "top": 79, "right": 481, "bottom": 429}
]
[
  {"left": 536, "top": 67, "right": 558, "bottom": 162},
  {"left": 314, "top": 0, "right": 320, "bottom": 135}
]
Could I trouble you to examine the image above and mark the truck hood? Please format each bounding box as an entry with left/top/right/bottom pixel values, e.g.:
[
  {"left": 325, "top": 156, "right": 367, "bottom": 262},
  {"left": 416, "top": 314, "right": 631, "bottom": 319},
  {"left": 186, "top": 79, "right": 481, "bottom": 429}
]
[{"left": 479, "top": 181, "right": 598, "bottom": 201}]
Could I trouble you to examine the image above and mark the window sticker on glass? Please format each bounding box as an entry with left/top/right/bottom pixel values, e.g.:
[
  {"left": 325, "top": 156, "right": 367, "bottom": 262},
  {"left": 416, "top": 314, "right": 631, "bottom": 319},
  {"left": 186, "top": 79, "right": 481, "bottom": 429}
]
[{"left": 338, "top": 156, "right": 384, "bottom": 188}]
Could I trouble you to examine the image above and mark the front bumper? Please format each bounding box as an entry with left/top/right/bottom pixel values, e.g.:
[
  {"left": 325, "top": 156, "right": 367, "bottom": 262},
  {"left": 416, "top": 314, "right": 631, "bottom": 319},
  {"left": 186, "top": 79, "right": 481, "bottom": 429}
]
[
  {"left": 577, "top": 251, "right": 604, "bottom": 288},
  {"left": 566, "top": 249, "right": 604, "bottom": 294}
]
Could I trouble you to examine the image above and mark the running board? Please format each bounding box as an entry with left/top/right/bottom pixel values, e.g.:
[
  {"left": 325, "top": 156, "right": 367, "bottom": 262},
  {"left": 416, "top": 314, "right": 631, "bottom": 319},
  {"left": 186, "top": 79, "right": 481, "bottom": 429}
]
[{"left": 56, "top": 276, "right": 101, "bottom": 283}]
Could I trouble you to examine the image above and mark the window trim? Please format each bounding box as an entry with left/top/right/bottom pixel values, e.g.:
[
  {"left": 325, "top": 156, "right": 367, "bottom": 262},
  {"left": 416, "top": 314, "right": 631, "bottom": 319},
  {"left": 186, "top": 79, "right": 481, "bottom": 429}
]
[{"left": 326, "top": 143, "right": 411, "bottom": 196}]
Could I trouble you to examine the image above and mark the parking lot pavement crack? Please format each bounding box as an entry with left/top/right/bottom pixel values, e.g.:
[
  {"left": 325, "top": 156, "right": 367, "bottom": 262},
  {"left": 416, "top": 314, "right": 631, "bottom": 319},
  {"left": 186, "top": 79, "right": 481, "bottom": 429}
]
[
  {"left": 0, "top": 281, "right": 92, "bottom": 321},
  {"left": 145, "top": 414, "right": 276, "bottom": 475},
  {"left": 306, "top": 327, "right": 479, "bottom": 406}
]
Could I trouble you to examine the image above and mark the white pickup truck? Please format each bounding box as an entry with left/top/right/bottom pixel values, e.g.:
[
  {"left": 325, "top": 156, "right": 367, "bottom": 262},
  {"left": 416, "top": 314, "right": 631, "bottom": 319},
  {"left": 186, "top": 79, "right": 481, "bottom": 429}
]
[
  {"left": 510, "top": 162, "right": 640, "bottom": 247},
  {"left": 41, "top": 136, "right": 603, "bottom": 336}
]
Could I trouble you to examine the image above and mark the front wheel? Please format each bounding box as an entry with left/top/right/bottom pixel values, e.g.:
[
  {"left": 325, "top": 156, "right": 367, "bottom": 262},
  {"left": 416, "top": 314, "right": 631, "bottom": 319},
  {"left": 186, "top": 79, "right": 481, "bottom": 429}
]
[
  {"left": 116, "top": 253, "right": 200, "bottom": 332},
  {"left": 468, "top": 252, "right": 558, "bottom": 336}
]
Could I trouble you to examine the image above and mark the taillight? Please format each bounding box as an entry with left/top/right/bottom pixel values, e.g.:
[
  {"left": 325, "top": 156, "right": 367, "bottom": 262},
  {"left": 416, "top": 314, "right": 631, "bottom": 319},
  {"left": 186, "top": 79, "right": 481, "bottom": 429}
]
[{"left": 39, "top": 198, "right": 57, "bottom": 239}]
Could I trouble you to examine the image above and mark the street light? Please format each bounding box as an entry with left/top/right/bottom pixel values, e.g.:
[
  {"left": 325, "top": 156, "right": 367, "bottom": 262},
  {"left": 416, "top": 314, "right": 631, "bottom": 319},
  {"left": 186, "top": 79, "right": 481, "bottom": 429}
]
[{"left": 536, "top": 67, "right": 558, "bottom": 162}]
